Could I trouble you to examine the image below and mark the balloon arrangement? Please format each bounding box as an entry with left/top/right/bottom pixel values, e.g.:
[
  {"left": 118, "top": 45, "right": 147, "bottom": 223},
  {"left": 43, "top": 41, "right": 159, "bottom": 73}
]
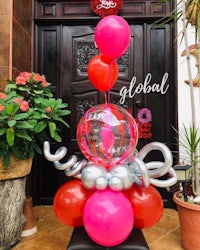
[{"left": 43, "top": 15, "right": 177, "bottom": 247}]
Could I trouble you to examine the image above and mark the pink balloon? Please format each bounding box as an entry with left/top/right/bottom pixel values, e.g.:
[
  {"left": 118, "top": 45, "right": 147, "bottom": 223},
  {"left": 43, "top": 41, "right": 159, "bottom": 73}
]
[
  {"left": 83, "top": 189, "right": 134, "bottom": 247},
  {"left": 94, "top": 15, "right": 131, "bottom": 59}
]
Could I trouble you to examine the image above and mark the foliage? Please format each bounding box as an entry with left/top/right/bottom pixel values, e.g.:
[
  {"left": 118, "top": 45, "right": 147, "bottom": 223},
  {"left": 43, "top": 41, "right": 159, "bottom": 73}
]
[
  {"left": 0, "top": 72, "right": 71, "bottom": 166},
  {"left": 159, "top": 0, "right": 200, "bottom": 198},
  {"left": 174, "top": 125, "right": 200, "bottom": 169}
]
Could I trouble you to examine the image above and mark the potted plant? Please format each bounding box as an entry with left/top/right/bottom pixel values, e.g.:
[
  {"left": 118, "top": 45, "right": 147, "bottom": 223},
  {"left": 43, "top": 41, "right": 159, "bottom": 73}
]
[
  {"left": 0, "top": 71, "right": 70, "bottom": 249},
  {"left": 162, "top": 1, "right": 200, "bottom": 249}
]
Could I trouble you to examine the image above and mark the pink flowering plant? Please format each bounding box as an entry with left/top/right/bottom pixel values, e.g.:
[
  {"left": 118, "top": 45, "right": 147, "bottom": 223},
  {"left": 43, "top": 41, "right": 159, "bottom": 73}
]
[{"left": 0, "top": 72, "right": 70, "bottom": 166}]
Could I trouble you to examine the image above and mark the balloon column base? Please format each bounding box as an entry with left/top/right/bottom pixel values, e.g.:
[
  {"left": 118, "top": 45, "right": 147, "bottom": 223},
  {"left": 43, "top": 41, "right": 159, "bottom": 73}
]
[{"left": 67, "top": 226, "right": 149, "bottom": 250}]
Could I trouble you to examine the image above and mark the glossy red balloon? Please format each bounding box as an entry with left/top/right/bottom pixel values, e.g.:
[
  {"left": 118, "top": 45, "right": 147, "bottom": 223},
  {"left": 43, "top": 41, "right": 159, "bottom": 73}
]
[
  {"left": 53, "top": 179, "right": 93, "bottom": 227},
  {"left": 123, "top": 185, "right": 163, "bottom": 229},
  {"left": 87, "top": 54, "right": 118, "bottom": 92}
]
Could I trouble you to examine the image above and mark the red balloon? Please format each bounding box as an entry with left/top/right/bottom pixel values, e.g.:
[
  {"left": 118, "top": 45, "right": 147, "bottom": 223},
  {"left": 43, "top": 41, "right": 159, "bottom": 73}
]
[
  {"left": 123, "top": 185, "right": 163, "bottom": 229},
  {"left": 87, "top": 54, "right": 118, "bottom": 92},
  {"left": 53, "top": 179, "right": 93, "bottom": 227}
]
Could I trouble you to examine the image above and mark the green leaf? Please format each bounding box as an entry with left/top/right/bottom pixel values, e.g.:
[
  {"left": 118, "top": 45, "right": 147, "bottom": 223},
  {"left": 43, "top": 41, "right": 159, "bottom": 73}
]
[
  {"left": 33, "top": 89, "right": 44, "bottom": 94},
  {"left": 6, "top": 127, "right": 15, "bottom": 146},
  {"left": 52, "top": 116, "right": 70, "bottom": 127},
  {"left": 48, "top": 121, "right": 56, "bottom": 138},
  {"left": 18, "top": 86, "right": 30, "bottom": 93},
  {"left": 8, "top": 120, "right": 16, "bottom": 127},
  {"left": 53, "top": 132, "right": 62, "bottom": 142},
  {"left": 15, "top": 121, "right": 35, "bottom": 129},
  {"left": 15, "top": 113, "right": 29, "bottom": 120},
  {"left": 34, "top": 121, "right": 47, "bottom": 133},
  {"left": 0, "top": 128, "right": 7, "bottom": 135},
  {"left": 15, "top": 130, "right": 32, "bottom": 141},
  {"left": 0, "top": 115, "right": 9, "bottom": 119},
  {"left": 5, "top": 103, "right": 19, "bottom": 115},
  {"left": 3, "top": 152, "right": 11, "bottom": 167}
]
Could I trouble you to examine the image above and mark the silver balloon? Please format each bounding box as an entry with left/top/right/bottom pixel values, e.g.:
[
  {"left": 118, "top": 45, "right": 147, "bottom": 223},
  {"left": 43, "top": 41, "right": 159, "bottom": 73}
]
[
  {"left": 131, "top": 157, "right": 150, "bottom": 188},
  {"left": 43, "top": 141, "right": 67, "bottom": 162},
  {"left": 81, "top": 165, "right": 107, "bottom": 190},
  {"left": 43, "top": 140, "right": 177, "bottom": 190},
  {"left": 109, "top": 165, "right": 133, "bottom": 190},
  {"left": 138, "top": 142, "right": 173, "bottom": 178},
  {"left": 109, "top": 176, "right": 124, "bottom": 191},
  {"left": 43, "top": 141, "right": 87, "bottom": 178},
  {"left": 95, "top": 176, "right": 108, "bottom": 190},
  {"left": 54, "top": 155, "right": 78, "bottom": 170},
  {"left": 147, "top": 162, "right": 177, "bottom": 187},
  {"left": 64, "top": 159, "right": 88, "bottom": 177}
]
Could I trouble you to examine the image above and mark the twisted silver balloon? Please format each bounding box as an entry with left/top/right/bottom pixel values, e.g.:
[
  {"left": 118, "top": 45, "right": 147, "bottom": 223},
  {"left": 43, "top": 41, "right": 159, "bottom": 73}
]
[
  {"left": 43, "top": 141, "right": 87, "bottom": 178},
  {"left": 43, "top": 141, "right": 177, "bottom": 190}
]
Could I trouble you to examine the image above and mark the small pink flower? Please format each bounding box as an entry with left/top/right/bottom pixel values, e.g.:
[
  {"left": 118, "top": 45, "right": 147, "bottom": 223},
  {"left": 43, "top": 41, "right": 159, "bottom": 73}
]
[
  {"left": 33, "top": 73, "right": 46, "bottom": 83},
  {"left": 14, "top": 98, "right": 23, "bottom": 104},
  {"left": 137, "top": 108, "right": 152, "bottom": 124},
  {"left": 45, "top": 107, "right": 52, "bottom": 113},
  {"left": 0, "top": 93, "right": 7, "bottom": 99},
  {"left": 16, "top": 72, "right": 32, "bottom": 85},
  {"left": 19, "top": 100, "right": 29, "bottom": 112},
  {"left": 0, "top": 104, "right": 5, "bottom": 111},
  {"left": 14, "top": 98, "right": 29, "bottom": 111},
  {"left": 41, "top": 80, "right": 48, "bottom": 87}
]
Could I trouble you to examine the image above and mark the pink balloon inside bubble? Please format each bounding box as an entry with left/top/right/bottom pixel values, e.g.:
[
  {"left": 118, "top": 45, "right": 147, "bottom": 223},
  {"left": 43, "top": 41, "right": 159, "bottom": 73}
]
[
  {"left": 83, "top": 189, "right": 134, "bottom": 247},
  {"left": 94, "top": 15, "right": 131, "bottom": 59},
  {"left": 76, "top": 103, "right": 138, "bottom": 170}
]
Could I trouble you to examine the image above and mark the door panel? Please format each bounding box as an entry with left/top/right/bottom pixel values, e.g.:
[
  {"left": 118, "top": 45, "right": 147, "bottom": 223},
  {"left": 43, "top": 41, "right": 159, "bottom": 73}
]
[{"left": 33, "top": 12, "right": 177, "bottom": 206}]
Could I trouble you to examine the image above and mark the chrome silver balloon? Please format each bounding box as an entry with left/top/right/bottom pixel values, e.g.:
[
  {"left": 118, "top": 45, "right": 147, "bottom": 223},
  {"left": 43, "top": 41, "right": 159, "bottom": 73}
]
[
  {"left": 43, "top": 141, "right": 67, "bottom": 162},
  {"left": 95, "top": 176, "right": 108, "bottom": 190},
  {"left": 109, "top": 165, "right": 133, "bottom": 190},
  {"left": 131, "top": 157, "right": 150, "bottom": 188},
  {"left": 43, "top": 141, "right": 177, "bottom": 190},
  {"left": 138, "top": 142, "right": 173, "bottom": 178},
  {"left": 43, "top": 141, "right": 87, "bottom": 178},
  {"left": 81, "top": 165, "right": 107, "bottom": 190},
  {"left": 146, "top": 162, "right": 178, "bottom": 187},
  {"left": 109, "top": 176, "right": 124, "bottom": 191}
]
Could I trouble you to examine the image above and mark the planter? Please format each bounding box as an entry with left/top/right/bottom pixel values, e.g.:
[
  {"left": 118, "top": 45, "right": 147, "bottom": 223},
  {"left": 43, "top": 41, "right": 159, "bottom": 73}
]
[
  {"left": 0, "top": 157, "right": 33, "bottom": 250},
  {"left": 173, "top": 191, "right": 200, "bottom": 250},
  {"left": 0, "top": 156, "right": 32, "bottom": 181}
]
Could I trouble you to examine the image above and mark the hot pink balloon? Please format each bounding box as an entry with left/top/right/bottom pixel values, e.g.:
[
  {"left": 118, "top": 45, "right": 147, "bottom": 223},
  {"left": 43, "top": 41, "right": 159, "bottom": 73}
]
[
  {"left": 83, "top": 189, "right": 134, "bottom": 247},
  {"left": 94, "top": 15, "right": 131, "bottom": 59}
]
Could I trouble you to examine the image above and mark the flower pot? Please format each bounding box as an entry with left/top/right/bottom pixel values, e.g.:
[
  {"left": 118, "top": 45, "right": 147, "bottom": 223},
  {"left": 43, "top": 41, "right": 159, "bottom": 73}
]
[
  {"left": 173, "top": 191, "right": 200, "bottom": 250},
  {"left": 0, "top": 156, "right": 32, "bottom": 180},
  {"left": 21, "top": 196, "right": 37, "bottom": 237},
  {"left": 0, "top": 158, "right": 33, "bottom": 250}
]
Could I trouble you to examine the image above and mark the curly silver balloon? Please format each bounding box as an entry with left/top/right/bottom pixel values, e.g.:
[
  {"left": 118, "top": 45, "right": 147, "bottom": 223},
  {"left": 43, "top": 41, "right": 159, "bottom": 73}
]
[
  {"left": 43, "top": 141, "right": 87, "bottom": 178},
  {"left": 43, "top": 140, "right": 177, "bottom": 190},
  {"left": 136, "top": 141, "right": 177, "bottom": 187}
]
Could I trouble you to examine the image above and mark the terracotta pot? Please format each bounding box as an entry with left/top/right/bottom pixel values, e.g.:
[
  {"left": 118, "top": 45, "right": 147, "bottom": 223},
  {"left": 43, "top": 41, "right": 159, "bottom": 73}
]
[
  {"left": 0, "top": 156, "right": 32, "bottom": 180},
  {"left": 173, "top": 191, "right": 200, "bottom": 250},
  {"left": 21, "top": 196, "right": 37, "bottom": 237}
]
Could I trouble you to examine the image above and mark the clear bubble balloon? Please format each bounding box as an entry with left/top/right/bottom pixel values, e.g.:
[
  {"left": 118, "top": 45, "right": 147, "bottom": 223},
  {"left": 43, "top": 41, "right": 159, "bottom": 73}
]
[{"left": 77, "top": 103, "right": 138, "bottom": 170}]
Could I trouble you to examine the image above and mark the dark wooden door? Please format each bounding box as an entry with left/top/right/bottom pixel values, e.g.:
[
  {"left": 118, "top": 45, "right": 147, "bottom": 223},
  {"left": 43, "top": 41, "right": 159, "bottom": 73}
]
[{"left": 32, "top": 0, "right": 178, "bottom": 207}]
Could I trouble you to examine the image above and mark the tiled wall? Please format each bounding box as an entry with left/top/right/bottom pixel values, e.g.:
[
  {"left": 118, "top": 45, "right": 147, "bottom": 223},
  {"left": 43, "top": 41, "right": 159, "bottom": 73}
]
[
  {"left": 13, "top": 0, "right": 32, "bottom": 78},
  {"left": 0, "top": 1, "right": 12, "bottom": 88},
  {"left": 0, "top": 0, "right": 32, "bottom": 88}
]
